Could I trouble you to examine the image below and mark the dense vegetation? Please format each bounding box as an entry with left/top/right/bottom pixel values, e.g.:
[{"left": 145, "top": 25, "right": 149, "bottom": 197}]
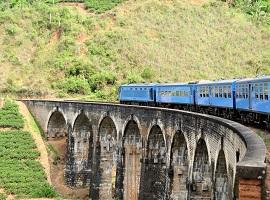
[
  {"left": 0, "top": 100, "right": 57, "bottom": 198},
  {"left": 0, "top": 0, "right": 269, "bottom": 101},
  {"left": 233, "top": 0, "right": 270, "bottom": 26}
]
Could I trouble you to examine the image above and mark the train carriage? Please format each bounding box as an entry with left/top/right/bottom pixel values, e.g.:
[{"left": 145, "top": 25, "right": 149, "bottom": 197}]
[
  {"left": 119, "top": 83, "right": 157, "bottom": 105},
  {"left": 195, "top": 80, "right": 237, "bottom": 117},
  {"left": 155, "top": 83, "right": 195, "bottom": 109},
  {"left": 118, "top": 76, "right": 270, "bottom": 128},
  {"left": 235, "top": 77, "right": 270, "bottom": 125}
]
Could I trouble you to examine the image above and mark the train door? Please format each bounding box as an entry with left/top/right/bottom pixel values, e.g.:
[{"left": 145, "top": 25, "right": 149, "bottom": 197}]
[{"left": 249, "top": 84, "right": 252, "bottom": 110}]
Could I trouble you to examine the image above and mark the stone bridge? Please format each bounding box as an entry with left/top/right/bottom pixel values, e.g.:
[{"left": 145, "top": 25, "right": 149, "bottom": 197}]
[{"left": 22, "top": 100, "right": 267, "bottom": 200}]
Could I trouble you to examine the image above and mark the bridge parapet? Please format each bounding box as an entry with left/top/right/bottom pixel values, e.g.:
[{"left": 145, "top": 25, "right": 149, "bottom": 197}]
[{"left": 22, "top": 99, "right": 266, "bottom": 200}]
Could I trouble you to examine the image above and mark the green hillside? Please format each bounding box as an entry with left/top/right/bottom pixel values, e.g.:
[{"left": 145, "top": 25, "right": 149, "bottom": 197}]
[{"left": 0, "top": 0, "right": 269, "bottom": 100}]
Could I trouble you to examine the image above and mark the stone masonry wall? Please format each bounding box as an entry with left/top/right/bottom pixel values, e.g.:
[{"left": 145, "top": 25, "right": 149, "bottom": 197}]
[{"left": 23, "top": 100, "right": 267, "bottom": 200}]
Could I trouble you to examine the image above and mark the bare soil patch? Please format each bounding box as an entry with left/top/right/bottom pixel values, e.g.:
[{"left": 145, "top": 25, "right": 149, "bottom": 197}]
[{"left": 48, "top": 138, "right": 89, "bottom": 200}]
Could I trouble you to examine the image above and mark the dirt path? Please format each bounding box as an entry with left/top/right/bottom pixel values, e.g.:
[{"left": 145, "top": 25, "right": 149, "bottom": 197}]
[{"left": 17, "top": 101, "right": 52, "bottom": 184}]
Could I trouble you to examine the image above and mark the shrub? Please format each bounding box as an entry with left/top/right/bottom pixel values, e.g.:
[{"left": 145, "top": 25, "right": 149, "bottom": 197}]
[
  {"left": 88, "top": 71, "right": 116, "bottom": 92},
  {"left": 53, "top": 76, "right": 90, "bottom": 94},
  {"left": 1, "top": 79, "right": 18, "bottom": 94},
  {"left": 126, "top": 72, "right": 143, "bottom": 84},
  {"left": 141, "top": 67, "right": 154, "bottom": 80},
  {"left": 5, "top": 24, "right": 18, "bottom": 36},
  {"left": 233, "top": 0, "right": 270, "bottom": 25},
  {"left": 84, "top": 0, "right": 125, "bottom": 13}
]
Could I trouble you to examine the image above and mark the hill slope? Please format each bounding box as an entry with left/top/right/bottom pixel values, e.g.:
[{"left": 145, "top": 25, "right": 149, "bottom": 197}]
[{"left": 0, "top": 0, "right": 269, "bottom": 100}]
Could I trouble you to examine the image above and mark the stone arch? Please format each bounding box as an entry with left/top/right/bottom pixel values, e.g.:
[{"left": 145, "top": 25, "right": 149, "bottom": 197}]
[
  {"left": 170, "top": 130, "right": 189, "bottom": 200},
  {"left": 146, "top": 121, "right": 167, "bottom": 148},
  {"left": 47, "top": 110, "right": 67, "bottom": 138},
  {"left": 72, "top": 113, "right": 93, "bottom": 187},
  {"left": 139, "top": 124, "right": 167, "bottom": 200},
  {"left": 98, "top": 112, "right": 119, "bottom": 141},
  {"left": 214, "top": 150, "right": 229, "bottom": 200},
  {"left": 122, "top": 120, "right": 142, "bottom": 200},
  {"left": 191, "top": 139, "right": 212, "bottom": 199},
  {"left": 96, "top": 116, "right": 118, "bottom": 199},
  {"left": 121, "top": 114, "right": 142, "bottom": 138}
]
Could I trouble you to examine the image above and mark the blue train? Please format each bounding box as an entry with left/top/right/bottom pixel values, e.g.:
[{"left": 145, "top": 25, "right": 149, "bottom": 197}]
[{"left": 119, "top": 76, "right": 270, "bottom": 127}]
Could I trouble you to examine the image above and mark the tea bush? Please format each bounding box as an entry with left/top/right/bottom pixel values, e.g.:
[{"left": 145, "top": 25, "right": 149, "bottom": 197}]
[
  {"left": 0, "top": 100, "right": 24, "bottom": 129},
  {"left": 0, "top": 131, "right": 57, "bottom": 198}
]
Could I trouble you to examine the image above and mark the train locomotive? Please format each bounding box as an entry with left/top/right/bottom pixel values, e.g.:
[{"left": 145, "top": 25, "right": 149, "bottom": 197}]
[{"left": 119, "top": 76, "right": 270, "bottom": 128}]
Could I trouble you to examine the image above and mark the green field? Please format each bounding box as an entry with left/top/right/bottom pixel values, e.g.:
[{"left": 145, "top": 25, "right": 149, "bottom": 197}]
[
  {"left": 0, "top": 0, "right": 269, "bottom": 101},
  {"left": 0, "top": 100, "right": 57, "bottom": 198}
]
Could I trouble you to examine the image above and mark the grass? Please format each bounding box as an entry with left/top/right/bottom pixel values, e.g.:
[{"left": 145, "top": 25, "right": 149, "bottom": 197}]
[
  {"left": 0, "top": 193, "right": 6, "bottom": 200},
  {"left": 0, "top": 0, "right": 269, "bottom": 101},
  {"left": 255, "top": 129, "right": 270, "bottom": 149}
]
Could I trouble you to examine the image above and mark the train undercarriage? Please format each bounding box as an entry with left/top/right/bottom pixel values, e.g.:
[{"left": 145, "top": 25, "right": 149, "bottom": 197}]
[{"left": 122, "top": 101, "right": 270, "bottom": 130}]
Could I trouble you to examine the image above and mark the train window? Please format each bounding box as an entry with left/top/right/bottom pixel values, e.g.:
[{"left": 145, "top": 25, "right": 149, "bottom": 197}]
[
  {"left": 239, "top": 85, "right": 242, "bottom": 99},
  {"left": 219, "top": 87, "right": 223, "bottom": 98},
  {"left": 199, "top": 87, "right": 202, "bottom": 97},
  {"left": 202, "top": 89, "right": 204, "bottom": 97},
  {"left": 228, "top": 86, "right": 232, "bottom": 98},
  {"left": 264, "top": 82, "right": 269, "bottom": 100},
  {"left": 255, "top": 84, "right": 259, "bottom": 99},
  {"left": 215, "top": 87, "right": 218, "bottom": 97},
  {"left": 206, "top": 87, "right": 209, "bottom": 97},
  {"left": 242, "top": 86, "right": 246, "bottom": 99},
  {"left": 223, "top": 86, "right": 227, "bottom": 98},
  {"left": 245, "top": 87, "right": 249, "bottom": 99},
  {"left": 260, "top": 83, "right": 264, "bottom": 100}
]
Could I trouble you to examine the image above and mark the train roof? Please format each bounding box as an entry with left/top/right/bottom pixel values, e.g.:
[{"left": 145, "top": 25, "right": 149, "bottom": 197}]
[
  {"left": 120, "top": 83, "right": 157, "bottom": 87},
  {"left": 196, "top": 79, "right": 237, "bottom": 85},
  {"left": 156, "top": 82, "right": 192, "bottom": 86},
  {"left": 236, "top": 76, "right": 270, "bottom": 83}
]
